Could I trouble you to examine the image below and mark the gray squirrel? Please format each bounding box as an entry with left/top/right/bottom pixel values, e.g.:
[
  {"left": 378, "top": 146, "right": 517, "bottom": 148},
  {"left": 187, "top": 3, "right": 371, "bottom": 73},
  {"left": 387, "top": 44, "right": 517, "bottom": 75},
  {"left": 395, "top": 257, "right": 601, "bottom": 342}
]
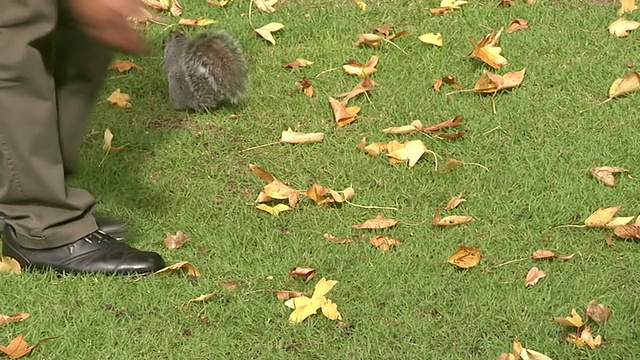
[{"left": 162, "top": 29, "right": 248, "bottom": 111}]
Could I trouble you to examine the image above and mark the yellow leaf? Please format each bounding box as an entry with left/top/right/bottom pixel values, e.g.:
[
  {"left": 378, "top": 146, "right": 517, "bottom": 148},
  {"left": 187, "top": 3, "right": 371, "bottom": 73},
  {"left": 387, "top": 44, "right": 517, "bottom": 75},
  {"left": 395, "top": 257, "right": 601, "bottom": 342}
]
[
  {"left": 282, "top": 58, "right": 314, "bottom": 69},
  {"left": 584, "top": 206, "right": 621, "bottom": 227},
  {"left": 608, "top": 17, "right": 640, "bottom": 37},
  {"left": 249, "top": 164, "right": 300, "bottom": 208},
  {"left": 285, "top": 296, "right": 320, "bottom": 324},
  {"left": 187, "top": 292, "right": 216, "bottom": 304},
  {"left": 354, "top": 0, "right": 367, "bottom": 10},
  {"left": 0, "top": 256, "right": 21, "bottom": 274},
  {"left": 155, "top": 261, "right": 201, "bottom": 277},
  {"left": 329, "top": 97, "right": 360, "bottom": 127},
  {"left": 605, "top": 216, "right": 634, "bottom": 229},
  {"left": 554, "top": 308, "right": 584, "bottom": 328},
  {"left": 256, "top": 203, "right": 292, "bottom": 216},
  {"left": 253, "top": 0, "right": 278, "bottom": 12},
  {"left": 566, "top": 326, "right": 602, "bottom": 349},
  {"left": 447, "top": 245, "right": 481, "bottom": 269},
  {"left": 106, "top": 88, "right": 132, "bottom": 108},
  {"left": 381, "top": 120, "right": 423, "bottom": 134},
  {"left": 305, "top": 184, "right": 354, "bottom": 205},
  {"left": 418, "top": 33, "right": 443, "bottom": 47},
  {"left": 608, "top": 71, "right": 640, "bottom": 98},
  {"left": 102, "top": 128, "right": 127, "bottom": 153},
  {"left": 342, "top": 56, "right": 379, "bottom": 77},
  {"left": 170, "top": 0, "right": 182, "bottom": 16},
  {"left": 280, "top": 128, "right": 325, "bottom": 144},
  {"left": 177, "top": 17, "right": 217, "bottom": 27},
  {"left": 468, "top": 28, "right": 508, "bottom": 69},
  {"left": 108, "top": 60, "right": 144, "bottom": 72},
  {"left": 618, "top": 0, "right": 638, "bottom": 16},
  {"left": 312, "top": 277, "right": 337, "bottom": 298},
  {"left": 386, "top": 139, "right": 428, "bottom": 167},
  {"left": 321, "top": 299, "right": 342, "bottom": 320},
  {"left": 255, "top": 22, "right": 285, "bottom": 45}
]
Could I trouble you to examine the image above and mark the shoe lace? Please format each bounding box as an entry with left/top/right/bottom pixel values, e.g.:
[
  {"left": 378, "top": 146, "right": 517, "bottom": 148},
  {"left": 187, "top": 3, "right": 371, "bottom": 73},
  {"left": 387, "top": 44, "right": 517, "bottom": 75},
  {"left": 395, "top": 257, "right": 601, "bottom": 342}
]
[{"left": 84, "top": 230, "right": 117, "bottom": 244}]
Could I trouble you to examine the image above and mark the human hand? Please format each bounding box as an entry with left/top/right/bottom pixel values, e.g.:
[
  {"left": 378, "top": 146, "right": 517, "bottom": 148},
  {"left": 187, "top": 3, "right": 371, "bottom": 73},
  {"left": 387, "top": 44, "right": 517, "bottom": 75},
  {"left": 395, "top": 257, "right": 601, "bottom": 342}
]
[{"left": 67, "top": 0, "right": 148, "bottom": 54}]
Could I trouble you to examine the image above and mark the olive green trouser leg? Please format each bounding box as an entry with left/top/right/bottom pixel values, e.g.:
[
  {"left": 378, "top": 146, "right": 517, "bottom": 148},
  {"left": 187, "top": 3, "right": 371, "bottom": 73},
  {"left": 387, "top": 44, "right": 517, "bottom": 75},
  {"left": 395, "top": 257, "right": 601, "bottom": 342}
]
[{"left": 0, "top": 0, "right": 113, "bottom": 249}]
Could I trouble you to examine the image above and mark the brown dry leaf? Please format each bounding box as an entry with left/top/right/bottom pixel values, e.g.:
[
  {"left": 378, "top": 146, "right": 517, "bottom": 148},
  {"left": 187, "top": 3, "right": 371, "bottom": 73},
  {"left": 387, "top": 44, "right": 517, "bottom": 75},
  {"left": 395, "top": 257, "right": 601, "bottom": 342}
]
[
  {"left": 219, "top": 281, "right": 238, "bottom": 291},
  {"left": 566, "top": 326, "right": 603, "bottom": 349},
  {"left": 353, "top": 33, "right": 385, "bottom": 47},
  {"left": 422, "top": 115, "right": 463, "bottom": 133},
  {"left": 155, "top": 261, "right": 201, "bottom": 278},
  {"left": 141, "top": 0, "right": 170, "bottom": 10},
  {"left": 291, "top": 77, "right": 314, "bottom": 98},
  {"left": 187, "top": 292, "right": 216, "bottom": 303},
  {"left": 604, "top": 234, "right": 615, "bottom": 247},
  {"left": 170, "top": 0, "right": 182, "bottom": 16},
  {"left": 584, "top": 206, "right": 621, "bottom": 227},
  {"left": 507, "top": 18, "right": 529, "bottom": 33},
  {"left": 608, "top": 17, "right": 640, "bottom": 37},
  {"left": 369, "top": 235, "right": 402, "bottom": 251},
  {"left": 473, "top": 68, "right": 527, "bottom": 94},
  {"left": 0, "top": 256, "right": 21, "bottom": 274},
  {"left": 435, "top": 131, "right": 466, "bottom": 140},
  {"left": 106, "top": 89, "right": 132, "bottom": 108},
  {"left": 282, "top": 58, "right": 314, "bottom": 69},
  {"left": 287, "top": 266, "right": 317, "bottom": 282},
  {"left": 586, "top": 300, "right": 612, "bottom": 325},
  {"left": 496, "top": 0, "right": 515, "bottom": 6},
  {"left": 360, "top": 140, "right": 389, "bottom": 156},
  {"left": 305, "top": 184, "right": 354, "bottom": 205},
  {"left": 554, "top": 308, "right": 584, "bottom": 328},
  {"left": 608, "top": 71, "right": 640, "bottom": 99},
  {"left": 433, "top": 211, "right": 473, "bottom": 226},
  {"left": 329, "top": 97, "right": 360, "bottom": 127},
  {"left": 0, "top": 313, "right": 30, "bottom": 326},
  {"left": 444, "top": 193, "right": 466, "bottom": 210},
  {"left": 178, "top": 17, "right": 217, "bottom": 27},
  {"left": 447, "top": 245, "right": 481, "bottom": 269},
  {"left": 108, "top": 60, "right": 144, "bottom": 72},
  {"left": 276, "top": 290, "right": 309, "bottom": 301},
  {"left": 342, "top": 56, "right": 379, "bottom": 77},
  {"left": 433, "top": 76, "right": 464, "bottom": 92},
  {"left": 249, "top": 164, "right": 301, "bottom": 208},
  {"left": 351, "top": 213, "right": 398, "bottom": 230},
  {"left": 102, "top": 128, "right": 127, "bottom": 153},
  {"left": 618, "top": 0, "right": 638, "bottom": 15},
  {"left": 468, "top": 27, "right": 508, "bottom": 69},
  {"left": 253, "top": 0, "right": 278, "bottom": 12},
  {"left": 374, "top": 24, "right": 394, "bottom": 36},
  {"left": 207, "top": 0, "right": 230, "bottom": 7},
  {"left": 0, "top": 334, "right": 57, "bottom": 359},
  {"left": 532, "top": 250, "right": 555, "bottom": 259},
  {"left": 386, "top": 140, "right": 428, "bottom": 167},
  {"left": 281, "top": 128, "right": 324, "bottom": 144},
  {"left": 525, "top": 266, "right": 546, "bottom": 287},
  {"left": 163, "top": 230, "right": 192, "bottom": 250},
  {"left": 418, "top": 33, "right": 443, "bottom": 47},
  {"left": 323, "top": 233, "right": 356, "bottom": 244},
  {"left": 429, "top": 0, "right": 469, "bottom": 14},
  {"left": 614, "top": 224, "right": 640, "bottom": 239},
  {"left": 255, "top": 22, "right": 285, "bottom": 45},
  {"left": 334, "top": 78, "right": 380, "bottom": 102},
  {"left": 382, "top": 120, "right": 424, "bottom": 135},
  {"left": 590, "top": 166, "right": 628, "bottom": 186},
  {"left": 438, "top": 157, "right": 464, "bottom": 172}
]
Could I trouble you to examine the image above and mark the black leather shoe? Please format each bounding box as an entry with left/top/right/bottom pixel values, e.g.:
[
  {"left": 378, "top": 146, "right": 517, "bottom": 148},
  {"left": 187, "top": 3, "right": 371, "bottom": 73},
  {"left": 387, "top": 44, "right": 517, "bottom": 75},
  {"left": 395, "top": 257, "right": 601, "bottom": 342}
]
[
  {"left": 2, "top": 226, "right": 165, "bottom": 275},
  {"left": 0, "top": 215, "right": 128, "bottom": 241}
]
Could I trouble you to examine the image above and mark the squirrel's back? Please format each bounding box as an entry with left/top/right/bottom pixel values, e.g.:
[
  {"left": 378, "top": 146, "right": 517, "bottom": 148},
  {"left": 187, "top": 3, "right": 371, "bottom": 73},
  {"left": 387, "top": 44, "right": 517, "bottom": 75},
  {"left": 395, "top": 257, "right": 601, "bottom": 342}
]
[{"left": 164, "top": 30, "right": 248, "bottom": 110}]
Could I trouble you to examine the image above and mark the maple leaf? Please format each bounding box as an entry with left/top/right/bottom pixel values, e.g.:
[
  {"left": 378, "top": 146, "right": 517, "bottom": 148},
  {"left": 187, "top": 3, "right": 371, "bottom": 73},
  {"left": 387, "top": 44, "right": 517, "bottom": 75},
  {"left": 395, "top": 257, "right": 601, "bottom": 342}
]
[
  {"left": 369, "top": 235, "right": 402, "bottom": 251},
  {"left": 447, "top": 245, "right": 481, "bottom": 269},
  {"left": 554, "top": 308, "right": 584, "bottom": 327},
  {"left": 102, "top": 128, "right": 127, "bottom": 153},
  {"left": 507, "top": 18, "right": 529, "bottom": 33},
  {"left": 590, "top": 166, "right": 628, "bottom": 186},
  {"left": 585, "top": 300, "right": 612, "bottom": 325},
  {"left": 342, "top": 56, "right": 379, "bottom": 77},
  {"left": 382, "top": 120, "right": 423, "bottom": 135},
  {"left": 444, "top": 193, "right": 466, "bottom": 210},
  {"left": 0, "top": 313, "right": 30, "bottom": 326},
  {"left": 282, "top": 58, "right": 314, "bottom": 69},
  {"left": 253, "top": 0, "right": 278, "bottom": 12},
  {"left": 108, "top": 60, "right": 144, "bottom": 72},
  {"left": 284, "top": 277, "right": 342, "bottom": 324},
  {"left": 329, "top": 97, "right": 360, "bottom": 127},
  {"left": 178, "top": 17, "right": 217, "bottom": 27},
  {"left": 155, "top": 261, "right": 201, "bottom": 278},
  {"left": 468, "top": 28, "right": 508, "bottom": 69},
  {"left": 422, "top": 115, "right": 463, "bottom": 132},
  {"left": 525, "top": 267, "right": 546, "bottom": 287},
  {"left": 106, "top": 89, "right": 132, "bottom": 108},
  {"left": 256, "top": 203, "right": 293, "bottom": 216},
  {"left": 280, "top": 128, "right": 324, "bottom": 144},
  {"left": 351, "top": 213, "right": 398, "bottom": 229},
  {"left": 386, "top": 139, "right": 428, "bottom": 167},
  {"left": 163, "top": 230, "right": 192, "bottom": 250},
  {"left": 334, "top": 77, "right": 379, "bottom": 102},
  {"left": 0, "top": 334, "right": 57, "bottom": 359},
  {"left": 0, "top": 256, "right": 21, "bottom": 274},
  {"left": 618, "top": 0, "right": 638, "bottom": 15},
  {"left": 473, "top": 68, "right": 527, "bottom": 94},
  {"left": 418, "top": 33, "right": 443, "bottom": 47},
  {"left": 433, "top": 76, "right": 464, "bottom": 92},
  {"left": 608, "top": 17, "right": 640, "bottom": 37},
  {"left": 287, "top": 266, "right": 317, "bottom": 282},
  {"left": 249, "top": 164, "right": 301, "bottom": 208},
  {"left": 255, "top": 22, "right": 285, "bottom": 45}
]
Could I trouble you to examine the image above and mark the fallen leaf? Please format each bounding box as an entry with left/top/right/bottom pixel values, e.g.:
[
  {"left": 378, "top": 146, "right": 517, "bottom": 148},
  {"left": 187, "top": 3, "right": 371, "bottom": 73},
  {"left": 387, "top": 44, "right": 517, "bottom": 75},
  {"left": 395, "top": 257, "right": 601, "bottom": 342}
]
[
  {"left": 0, "top": 334, "right": 56, "bottom": 359},
  {"left": 438, "top": 157, "right": 464, "bottom": 172},
  {"left": 253, "top": 0, "right": 278, "bottom": 12},
  {"left": 255, "top": 22, "right": 285, "bottom": 45},
  {"left": 386, "top": 139, "right": 428, "bottom": 167},
  {"left": 0, "top": 313, "right": 30, "bottom": 326},
  {"left": 373, "top": 24, "right": 394, "bottom": 36},
  {"left": 608, "top": 17, "right": 640, "bottom": 37},
  {"left": 473, "top": 68, "right": 527, "bottom": 93},
  {"left": 0, "top": 256, "right": 21, "bottom": 274},
  {"left": 282, "top": 58, "right": 314, "bottom": 69},
  {"left": 496, "top": 0, "right": 515, "bottom": 6},
  {"left": 532, "top": 250, "right": 555, "bottom": 259},
  {"left": 369, "top": 235, "right": 402, "bottom": 251},
  {"left": 207, "top": 0, "right": 230, "bottom": 6},
  {"left": 177, "top": 17, "right": 217, "bottom": 27},
  {"left": 249, "top": 164, "right": 301, "bottom": 208},
  {"left": 351, "top": 213, "right": 398, "bottom": 229},
  {"left": 353, "top": 33, "right": 385, "bottom": 47},
  {"left": 584, "top": 206, "right": 622, "bottom": 227},
  {"left": 342, "top": 55, "right": 379, "bottom": 77},
  {"left": 141, "top": 0, "right": 170, "bottom": 10},
  {"left": 525, "top": 267, "right": 546, "bottom": 286},
  {"left": 358, "top": 139, "right": 389, "bottom": 156},
  {"left": 334, "top": 77, "right": 380, "bottom": 102},
  {"left": 418, "top": 33, "right": 443, "bottom": 47},
  {"left": 290, "top": 77, "right": 314, "bottom": 97},
  {"left": 422, "top": 115, "right": 463, "bottom": 132},
  {"left": 444, "top": 193, "right": 466, "bottom": 210},
  {"left": 329, "top": 97, "right": 360, "bottom": 127},
  {"left": 590, "top": 166, "right": 628, "bottom": 186},
  {"left": 433, "top": 212, "right": 473, "bottom": 226},
  {"left": 305, "top": 184, "right": 355, "bottom": 205},
  {"left": 256, "top": 203, "right": 293, "bottom": 216},
  {"left": 618, "top": 0, "right": 638, "bottom": 15},
  {"left": 468, "top": 27, "right": 508, "bottom": 69},
  {"left": 382, "top": 120, "right": 424, "bottom": 134},
  {"left": 163, "top": 230, "right": 192, "bottom": 250},
  {"left": 557, "top": 253, "right": 575, "bottom": 260},
  {"left": 155, "top": 261, "right": 201, "bottom": 278},
  {"left": 614, "top": 224, "right": 640, "bottom": 239},
  {"left": 287, "top": 266, "right": 317, "bottom": 282},
  {"left": 323, "top": 233, "right": 356, "bottom": 244},
  {"left": 219, "top": 281, "right": 238, "bottom": 291},
  {"left": 284, "top": 277, "right": 341, "bottom": 324},
  {"left": 433, "top": 76, "right": 464, "bottom": 92},
  {"left": 170, "top": 0, "right": 182, "bottom": 16},
  {"left": 507, "top": 18, "right": 529, "bottom": 33},
  {"left": 354, "top": 0, "right": 367, "bottom": 10},
  {"left": 187, "top": 292, "right": 216, "bottom": 303},
  {"left": 429, "top": 0, "right": 469, "bottom": 14},
  {"left": 108, "top": 60, "right": 144, "bottom": 72},
  {"left": 102, "top": 128, "right": 127, "bottom": 153},
  {"left": 554, "top": 308, "right": 584, "bottom": 328},
  {"left": 448, "top": 245, "right": 481, "bottom": 269},
  {"left": 586, "top": 300, "right": 611, "bottom": 325},
  {"left": 106, "top": 89, "right": 132, "bottom": 108},
  {"left": 281, "top": 128, "right": 324, "bottom": 144},
  {"left": 566, "top": 325, "right": 602, "bottom": 349},
  {"left": 607, "top": 71, "right": 640, "bottom": 99},
  {"left": 604, "top": 234, "right": 615, "bottom": 247},
  {"left": 276, "top": 290, "right": 309, "bottom": 300}
]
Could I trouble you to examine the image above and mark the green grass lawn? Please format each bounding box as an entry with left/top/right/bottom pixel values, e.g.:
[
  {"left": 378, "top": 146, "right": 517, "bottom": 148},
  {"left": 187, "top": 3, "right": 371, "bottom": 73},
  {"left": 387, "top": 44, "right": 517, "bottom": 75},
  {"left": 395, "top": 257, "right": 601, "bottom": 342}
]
[{"left": 3, "top": 0, "right": 640, "bottom": 358}]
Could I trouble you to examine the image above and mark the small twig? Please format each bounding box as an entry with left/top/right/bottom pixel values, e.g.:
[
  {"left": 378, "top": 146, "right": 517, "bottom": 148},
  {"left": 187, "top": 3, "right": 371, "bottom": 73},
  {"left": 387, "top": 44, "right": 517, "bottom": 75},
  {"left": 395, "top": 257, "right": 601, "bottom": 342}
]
[
  {"left": 426, "top": 149, "right": 439, "bottom": 171},
  {"left": 345, "top": 200, "right": 398, "bottom": 211},
  {"left": 445, "top": 88, "right": 478, "bottom": 96},
  {"left": 554, "top": 224, "right": 587, "bottom": 229},
  {"left": 315, "top": 67, "right": 340, "bottom": 78},
  {"left": 462, "top": 161, "right": 489, "bottom": 171},
  {"left": 491, "top": 93, "right": 497, "bottom": 114},
  {"left": 483, "top": 126, "right": 501, "bottom": 135},
  {"left": 382, "top": 38, "right": 408, "bottom": 56},
  {"left": 239, "top": 141, "right": 281, "bottom": 153},
  {"left": 247, "top": 0, "right": 254, "bottom": 28},
  {"left": 493, "top": 257, "right": 529, "bottom": 268}
]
